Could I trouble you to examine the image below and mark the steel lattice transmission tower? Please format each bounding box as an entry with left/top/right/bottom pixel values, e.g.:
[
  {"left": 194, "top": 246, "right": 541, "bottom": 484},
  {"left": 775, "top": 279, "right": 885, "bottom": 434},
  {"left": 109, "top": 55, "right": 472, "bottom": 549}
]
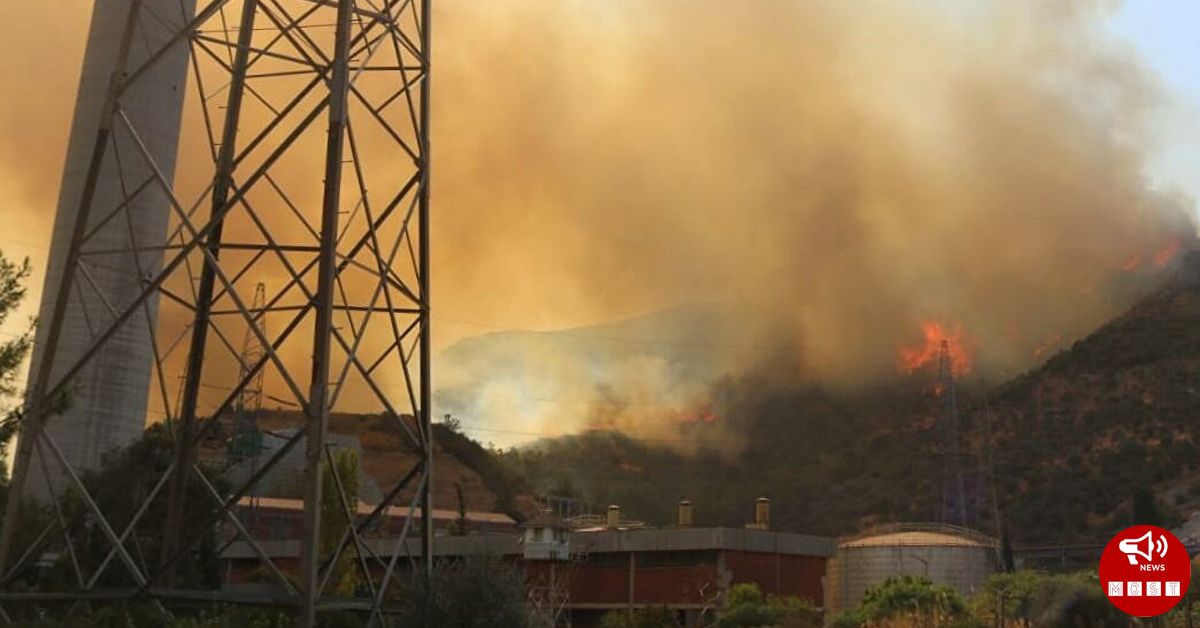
[
  {"left": 0, "top": 0, "right": 434, "bottom": 624},
  {"left": 937, "top": 340, "right": 968, "bottom": 527},
  {"left": 227, "top": 281, "right": 268, "bottom": 460}
]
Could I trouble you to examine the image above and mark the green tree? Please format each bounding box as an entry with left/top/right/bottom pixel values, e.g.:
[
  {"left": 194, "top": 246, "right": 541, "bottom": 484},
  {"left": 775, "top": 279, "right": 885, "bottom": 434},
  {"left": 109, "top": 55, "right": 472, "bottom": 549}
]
[
  {"left": 857, "top": 576, "right": 967, "bottom": 626},
  {"left": 320, "top": 447, "right": 359, "bottom": 596},
  {"left": 1131, "top": 487, "right": 1164, "bottom": 526},
  {"left": 0, "top": 251, "right": 32, "bottom": 481},
  {"left": 974, "top": 570, "right": 1041, "bottom": 627},
  {"left": 21, "top": 602, "right": 290, "bottom": 628},
  {"left": 717, "top": 583, "right": 821, "bottom": 628},
  {"left": 1025, "top": 572, "right": 1127, "bottom": 628},
  {"left": 826, "top": 610, "right": 863, "bottom": 628},
  {"left": 1165, "top": 559, "right": 1199, "bottom": 628},
  {"left": 600, "top": 606, "right": 681, "bottom": 628},
  {"left": 974, "top": 571, "right": 1129, "bottom": 628},
  {"left": 47, "top": 425, "right": 229, "bottom": 591},
  {"left": 391, "top": 557, "right": 528, "bottom": 628},
  {"left": 0, "top": 251, "right": 42, "bottom": 579}
]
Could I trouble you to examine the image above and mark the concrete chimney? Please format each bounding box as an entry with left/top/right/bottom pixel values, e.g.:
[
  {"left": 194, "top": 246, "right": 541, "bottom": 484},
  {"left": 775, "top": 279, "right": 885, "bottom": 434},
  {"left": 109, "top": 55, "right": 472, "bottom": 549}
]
[
  {"left": 606, "top": 504, "right": 620, "bottom": 529},
  {"left": 21, "top": 0, "right": 197, "bottom": 500},
  {"left": 677, "top": 500, "right": 693, "bottom": 527},
  {"left": 754, "top": 497, "right": 770, "bottom": 530}
]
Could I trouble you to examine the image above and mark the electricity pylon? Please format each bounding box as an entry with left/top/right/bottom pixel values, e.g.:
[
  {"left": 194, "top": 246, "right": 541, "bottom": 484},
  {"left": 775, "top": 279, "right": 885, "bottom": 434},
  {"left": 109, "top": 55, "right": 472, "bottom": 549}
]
[{"left": 0, "top": 1, "right": 434, "bottom": 625}]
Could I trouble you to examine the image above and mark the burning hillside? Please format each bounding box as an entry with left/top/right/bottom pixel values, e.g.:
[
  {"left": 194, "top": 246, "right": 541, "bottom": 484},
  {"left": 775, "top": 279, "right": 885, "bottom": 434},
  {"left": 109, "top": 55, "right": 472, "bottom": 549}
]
[
  {"left": 498, "top": 252, "right": 1200, "bottom": 540},
  {"left": 897, "top": 322, "right": 973, "bottom": 377}
]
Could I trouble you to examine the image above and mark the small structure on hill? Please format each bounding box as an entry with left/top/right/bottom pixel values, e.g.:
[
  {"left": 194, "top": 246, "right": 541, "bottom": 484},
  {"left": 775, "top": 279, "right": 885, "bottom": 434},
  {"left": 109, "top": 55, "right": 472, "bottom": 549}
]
[{"left": 522, "top": 512, "right": 572, "bottom": 561}]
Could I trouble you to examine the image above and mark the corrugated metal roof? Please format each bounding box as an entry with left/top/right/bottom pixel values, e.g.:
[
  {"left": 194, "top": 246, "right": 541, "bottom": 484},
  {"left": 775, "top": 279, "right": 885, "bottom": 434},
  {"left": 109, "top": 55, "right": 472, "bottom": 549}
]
[
  {"left": 222, "top": 526, "right": 838, "bottom": 559},
  {"left": 235, "top": 496, "right": 515, "bottom": 525},
  {"left": 571, "top": 527, "right": 837, "bottom": 557},
  {"left": 223, "top": 535, "right": 522, "bottom": 560}
]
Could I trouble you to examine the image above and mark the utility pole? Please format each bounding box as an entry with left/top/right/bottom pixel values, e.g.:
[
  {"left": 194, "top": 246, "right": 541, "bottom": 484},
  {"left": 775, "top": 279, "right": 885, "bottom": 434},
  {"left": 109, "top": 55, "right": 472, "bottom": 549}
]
[{"left": 418, "top": 0, "right": 436, "bottom": 579}]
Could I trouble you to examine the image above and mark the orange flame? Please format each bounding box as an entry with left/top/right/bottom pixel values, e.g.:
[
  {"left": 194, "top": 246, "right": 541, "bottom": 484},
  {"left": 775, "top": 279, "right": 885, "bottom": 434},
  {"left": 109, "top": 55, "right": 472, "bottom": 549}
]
[
  {"left": 1121, "top": 237, "right": 1183, "bottom": 272},
  {"left": 1033, "top": 332, "right": 1062, "bottom": 360},
  {"left": 1153, "top": 237, "right": 1180, "bottom": 268},
  {"left": 897, "top": 321, "right": 972, "bottom": 377},
  {"left": 679, "top": 406, "right": 716, "bottom": 424}
]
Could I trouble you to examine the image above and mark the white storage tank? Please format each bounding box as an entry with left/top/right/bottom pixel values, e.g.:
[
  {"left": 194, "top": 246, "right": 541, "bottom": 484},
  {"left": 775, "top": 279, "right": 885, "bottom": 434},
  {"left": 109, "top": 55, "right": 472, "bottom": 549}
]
[{"left": 824, "top": 523, "right": 998, "bottom": 615}]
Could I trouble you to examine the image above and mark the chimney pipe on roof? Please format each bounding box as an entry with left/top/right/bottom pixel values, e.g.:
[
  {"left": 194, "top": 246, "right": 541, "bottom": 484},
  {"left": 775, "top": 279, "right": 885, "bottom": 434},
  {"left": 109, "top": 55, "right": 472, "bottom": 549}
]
[
  {"left": 677, "top": 500, "right": 693, "bottom": 528},
  {"left": 606, "top": 504, "right": 620, "bottom": 529},
  {"left": 754, "top": 497, "right": 770, "bottom": 530}
]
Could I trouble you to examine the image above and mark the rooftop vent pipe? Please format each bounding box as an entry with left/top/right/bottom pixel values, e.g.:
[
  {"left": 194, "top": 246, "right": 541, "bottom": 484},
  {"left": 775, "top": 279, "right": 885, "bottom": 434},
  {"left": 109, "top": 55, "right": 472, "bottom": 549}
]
[
  {"left": 606, "top": 504, "right": 620, "bottom": 529},
  {"left": 677, "top": 500, "right": 693, "bottom": 528},
  {"left": 754, "top": 497, "right": 771, "bottom": 530}
]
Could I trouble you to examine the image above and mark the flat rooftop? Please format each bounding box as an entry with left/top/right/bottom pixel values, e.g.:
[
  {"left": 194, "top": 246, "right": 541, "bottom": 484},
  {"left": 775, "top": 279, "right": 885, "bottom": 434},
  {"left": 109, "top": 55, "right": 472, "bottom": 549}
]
[{"left": 223, "top": 526, "right": 837, "bottom": 560}]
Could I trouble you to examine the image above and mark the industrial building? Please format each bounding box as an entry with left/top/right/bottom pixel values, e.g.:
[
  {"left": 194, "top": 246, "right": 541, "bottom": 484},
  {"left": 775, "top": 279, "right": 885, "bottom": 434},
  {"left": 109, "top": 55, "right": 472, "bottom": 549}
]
[
  {"left": 220, "top": 500, "right": 1013, "bottom": 626},
  {"left": 823, "top": 523, "right": 998, "bottom": 615},
  {"left": 229, "top": 496, "right": 521, "bottom": 540},
  {"left": 222, "top": 500, "right": 837, "bottom": 627}
]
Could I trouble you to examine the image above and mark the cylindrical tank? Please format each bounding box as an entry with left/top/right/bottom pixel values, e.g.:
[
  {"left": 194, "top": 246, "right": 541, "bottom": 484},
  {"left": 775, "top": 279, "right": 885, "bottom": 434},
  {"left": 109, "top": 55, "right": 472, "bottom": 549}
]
[
  {"left": 824, "top": 523, "right": 997, "bottom": 616},
  {"left": 24, "top": 1, "right": 195, "bottom": 497}
]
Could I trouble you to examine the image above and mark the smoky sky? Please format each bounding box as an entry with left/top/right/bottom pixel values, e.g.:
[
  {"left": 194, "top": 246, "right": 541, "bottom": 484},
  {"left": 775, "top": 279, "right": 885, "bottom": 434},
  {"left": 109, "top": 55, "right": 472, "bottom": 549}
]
[
  {"left": 0, "top": 1, "right": 1196, "bottom": 441},
  {"left": 433, "top": 0, "right": 1194, "bottom": 378}
]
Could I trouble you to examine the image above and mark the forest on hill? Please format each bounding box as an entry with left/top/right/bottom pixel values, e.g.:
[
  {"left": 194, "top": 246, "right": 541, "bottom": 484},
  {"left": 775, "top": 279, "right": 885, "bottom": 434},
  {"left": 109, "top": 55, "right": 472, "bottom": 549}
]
[{"left": 487, "top": 256, "right": 1200, "bottom": 544}]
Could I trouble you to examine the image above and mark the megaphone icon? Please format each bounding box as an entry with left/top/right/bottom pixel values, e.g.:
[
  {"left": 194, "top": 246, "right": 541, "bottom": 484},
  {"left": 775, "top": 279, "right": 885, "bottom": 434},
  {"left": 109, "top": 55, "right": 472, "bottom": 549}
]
[{"left": 1118, "top": 531, "right": 1168, "bottom": 565}]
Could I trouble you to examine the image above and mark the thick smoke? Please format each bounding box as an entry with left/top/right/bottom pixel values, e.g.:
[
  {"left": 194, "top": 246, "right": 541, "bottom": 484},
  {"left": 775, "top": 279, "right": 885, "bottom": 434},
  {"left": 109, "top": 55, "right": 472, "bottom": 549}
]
[
  {"left": 0, "top": 2, "right": 1195, "bottom": 445},
  {"left": 432, "top": 0, "right": 1194, "bottom": 442},
  {"left": 0, "top": 5, "right": 88, "bottom": 289}
]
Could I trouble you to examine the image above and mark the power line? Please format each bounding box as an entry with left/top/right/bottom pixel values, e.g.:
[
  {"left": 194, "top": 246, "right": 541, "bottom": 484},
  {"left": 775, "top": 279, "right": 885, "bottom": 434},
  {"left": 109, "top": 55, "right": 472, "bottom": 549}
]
[{"left": 433, "top": 313, "right": 916, "bottom": 351}]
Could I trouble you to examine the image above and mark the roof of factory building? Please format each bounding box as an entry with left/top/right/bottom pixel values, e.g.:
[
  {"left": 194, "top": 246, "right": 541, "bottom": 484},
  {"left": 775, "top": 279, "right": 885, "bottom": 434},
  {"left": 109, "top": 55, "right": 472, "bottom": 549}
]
[
  {"left": 521, "top": 512, "right": 570, "bottom": 528},
  {"left": 571, "top": 526, "right": 836, "bottom": 556},
  {"left": 839, "top": 523, "right": 997, "bottom": 548},
  {"left": 222, "top": 534, "right": 523, "bottom": 560},
  {"left": 222, "top": 525, "right": 836, "bottom": 560},
  {"left": 235, "top": 496, "right": 516, "bottom": 525}
]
